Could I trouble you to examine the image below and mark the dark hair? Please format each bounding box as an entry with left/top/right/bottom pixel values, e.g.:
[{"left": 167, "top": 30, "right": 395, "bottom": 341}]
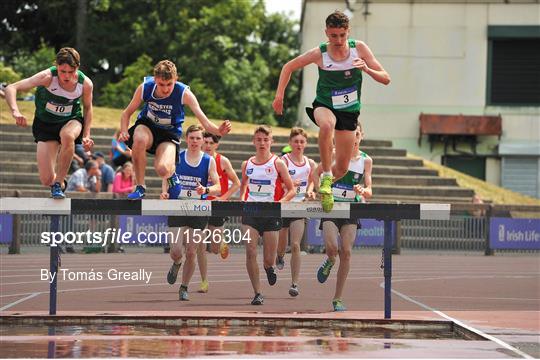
[
  {"left": 326, "top": 11, "right": 349, "bottom": 29},
  {"left": 185, "top": 124, "right": 204, "bottom": 137},
  {"left": 203, "top": 131, "right": 221, "bottom": 143},
  {"left": 84, "top": 160, "right": 97, "bottom": 171},
  {"left": 55, "top": 47, "right": 80, "bottom": 68}
]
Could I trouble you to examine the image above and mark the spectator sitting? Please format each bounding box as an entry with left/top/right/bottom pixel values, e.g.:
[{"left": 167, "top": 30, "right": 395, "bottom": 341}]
[
  {"left": 111, "top": 129, "right": 132, "bottom": 167},
  {"left": 75, "top": 143, "right": 91, "bottom": 165},
  {"left": 471, "top": 193, "right": 486, "bottom": 217},
  {"left": 66, "top": 160, "right": 101, "bottom": 193},
  {"left": 92, "top": 151, "right": 114, "bottom": 192},
  {"left": 112, "top": 162, "right": 135, "bottom": 197}
]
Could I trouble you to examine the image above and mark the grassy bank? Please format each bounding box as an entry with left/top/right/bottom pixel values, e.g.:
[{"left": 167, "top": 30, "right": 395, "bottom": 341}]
[{"left": 0, "top": 101, "right": 311, "bottom": 137}]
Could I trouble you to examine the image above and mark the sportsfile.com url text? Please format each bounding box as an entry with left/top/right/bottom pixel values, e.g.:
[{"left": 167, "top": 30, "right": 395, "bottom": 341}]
[{"left": 41, "top": 228, "right": 178, "bottom": 247}]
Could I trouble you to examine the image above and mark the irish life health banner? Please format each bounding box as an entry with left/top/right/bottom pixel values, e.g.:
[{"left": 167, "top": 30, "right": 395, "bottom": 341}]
[{"left": 490, "top": 218, "right": 540, "bottom": 250}]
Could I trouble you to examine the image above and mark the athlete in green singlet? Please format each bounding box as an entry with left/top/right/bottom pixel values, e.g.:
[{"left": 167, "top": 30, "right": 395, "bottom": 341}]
[{"left": 273, "top": 11, "right": 389, "bottom": 213}]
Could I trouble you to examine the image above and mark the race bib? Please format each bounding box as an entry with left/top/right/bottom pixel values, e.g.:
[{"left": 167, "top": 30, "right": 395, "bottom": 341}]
[
  {"left": 333, "top": 183, "right": 356, "bottom": 201},
  {"left": 331, "top": 86, "right": 358, "bottom": 109},
  {"left": 147, "top": 109, "right": 171, "bottom": 125},
  {"left": 249, "top": 179, "right": 273, "bottom": 197},
  {"left": 45, "top": 101, "right": 73, "bottom": 116},
  {"left": 179, "top": 186, "right": 200, "bottom": 199},
  {"left": 293, "top": 180, "right": 308, "bottom": 200}
]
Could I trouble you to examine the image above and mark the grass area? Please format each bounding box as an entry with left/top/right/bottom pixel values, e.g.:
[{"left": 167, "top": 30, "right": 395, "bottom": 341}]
[
  {"left": 410, "top": 154, "right": 540, "bottom": 206},
  {"left": 0, "top": 101, "right": 314, "bottom": 137}
]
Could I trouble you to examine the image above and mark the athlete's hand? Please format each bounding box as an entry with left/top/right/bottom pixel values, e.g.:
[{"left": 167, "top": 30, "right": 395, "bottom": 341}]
[
  {"left": 352, "top": 58, "right": 369, "bottom": 71},
  {"left": 118, "top": 130, "right": 130, "bottom": 142},
  {"left": 272, "top": 96, "right": 284, "bottom": 115},
  {"left": 353, "top": 184, "right": 365, "bottom": 196},
  {"left": 82, "top": 137, "right": 94, "bottom": 151},
  {"left": 12, "top": 110, "right": 27, "bottom": 127},
  {"left": 160, "top": 192, "right": 169, "bottom": 200},
  {"left": 218, "top": 120, "right": 231, "bottom": 136},
  {"left": 194, "top": 181, "right": 206, "bottom": 195},
  {"left": 305, "top": 190, "right": 316, "bottom": 201}
]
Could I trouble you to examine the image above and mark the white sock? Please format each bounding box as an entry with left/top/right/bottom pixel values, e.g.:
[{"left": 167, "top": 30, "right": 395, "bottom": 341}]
[{"left": 322, "top": 171, "right": 332, "bottom": 177}]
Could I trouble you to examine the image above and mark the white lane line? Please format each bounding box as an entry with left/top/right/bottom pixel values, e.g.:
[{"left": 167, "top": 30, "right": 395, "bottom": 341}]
[
  {"left": 380, "top": 281, "right": 534, "bottom": 359},
  {"left": 0, "top": 292, "right": 41, "bottom": 311}
]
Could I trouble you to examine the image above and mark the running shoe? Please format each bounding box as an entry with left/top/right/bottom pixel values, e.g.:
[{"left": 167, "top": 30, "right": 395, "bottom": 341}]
[
  {"left": 251, "top": 293, "right": 264, "bottom": 305},
  {"left": 317, "top": 258, "right": 334, "bottom": 283},
  {"left": 276, "top": 254, "right": 285, "bottom": 270},
  {"left": 167, "top": 173, "right": 181, "bottom": 199},
  {"left": 319, "top": 174, "right": 334, "bottom": 213},
  {"left": 289, "top": 283, "right": 299, "bottom": 297},
  {"left": 219, "top": 242, "right": 229, "bottom": 260},
  {"left": 198, "top": 279, "right": 209, "bottom": 293},
  {"left": 167, "top": 262, "right": 181, "bottom": 285},
  {"left": 127, "top": 185, "right": 146, "bottom": 200},
  {"left": 179, "top": 285, "right": 189, "bottom": 301},
  {"left": 332, "top": 299, "right": 346, "bottom": 312},
  {"left": 50, "top": 182, "right": 65, "bottom": 199},
  {"left": 265, "top": 266, "right": 277, "bottom": 286}
]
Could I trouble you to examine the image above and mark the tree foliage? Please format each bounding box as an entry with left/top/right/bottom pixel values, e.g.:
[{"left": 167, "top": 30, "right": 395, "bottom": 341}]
[{"left": 1, "top": 0, "right": 301, "bottom": 126}]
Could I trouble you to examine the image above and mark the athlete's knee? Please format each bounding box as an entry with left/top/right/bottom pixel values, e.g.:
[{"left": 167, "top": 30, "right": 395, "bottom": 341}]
[
  {"left": 60, "top": 132, "right": 77, "bottom": 145},
  {"left": 170, "top": 249, "right": 182, "bottom": 263},
  {"left": 155, "top": 163, "right": 174, "bottom": 178},
  {"left": 185, "top": 246, "right": 197, "bottom": 260},
  {"left": 326, "top": 243, "right": 338, "bottom": 258},
  {"left": 318, "top": 120, "right": 334, "bottom": 134},
  {"left": 246, "top": 246, "right": 257, "bottom": 259},
  {"left": 339, "top": 248, "right": 351, "bottom": 262},
  {"left": 291, "top": 242, "right": 301, "bottom": 254}
]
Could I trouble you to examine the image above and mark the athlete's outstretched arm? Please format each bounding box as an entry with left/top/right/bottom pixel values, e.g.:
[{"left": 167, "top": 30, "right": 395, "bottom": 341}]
[
  {"left": 354, "top": 155, "right": 373, "bottom": 199},
  {"left": 118, "top": 84, "right": 143, "bottom": 142},
  {"left": 353, "top": 41, "right": 391, "bottom": 85},
  {"left": 81, "top": 77, "right": 94, "bottom": 150},
  {"left": 183, "top": 89, "right": 231, "bottom": 137},
  {"left": 5, "top": 69, "right": 51, "bottom": 127},
  {"left": 239, "top": 160, "right": 248, "bottom": 201},
  {"left": 272, "top": 47, "right": 320, "bottom": 115}
]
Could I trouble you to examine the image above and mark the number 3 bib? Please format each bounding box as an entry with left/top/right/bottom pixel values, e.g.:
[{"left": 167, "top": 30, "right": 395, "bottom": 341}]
[{"left": 331, "top": 86, "right": 358, "bottom": 110}]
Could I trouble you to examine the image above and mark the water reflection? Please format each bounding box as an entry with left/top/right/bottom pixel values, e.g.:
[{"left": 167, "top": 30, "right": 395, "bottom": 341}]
[{"left": 1, "top": 321, "right": 458, "bottom": 358}]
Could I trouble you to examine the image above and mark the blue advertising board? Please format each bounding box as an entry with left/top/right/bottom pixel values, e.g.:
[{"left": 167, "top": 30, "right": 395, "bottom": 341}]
[
  {"left": 490, "top": 218, "right": 540, "bottom": 250},
  {"left": 0, "top": 214, "right": 13, "bottom": 244},
  {"left": 118, "top": 215, "right": 169, "bottom": 244},
  {"left": 306, "top": 218, "right": 393, "bottom": 246}
]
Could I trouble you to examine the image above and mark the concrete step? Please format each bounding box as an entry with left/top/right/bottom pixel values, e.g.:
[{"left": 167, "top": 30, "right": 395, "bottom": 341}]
[
  {"left": 0, "top": 124, "right": 393, "bottom": 147},
  {"left": 0, "top": 173, "right": 469, "bottom": 198},
  {"left": 374, "top": 185, "right": 474, "bottom": 198},
  {"left": 0, "top": 160, "right": 438, "bottom": 178},
  {"left": 0, "top": 172, "right": 457, "bottom": 189},
  {"left": 0, "top": 141, "right": 406, "bottom": 158},
  {"left": 0, "top": 188, "right": 471, "bottom": 204}
]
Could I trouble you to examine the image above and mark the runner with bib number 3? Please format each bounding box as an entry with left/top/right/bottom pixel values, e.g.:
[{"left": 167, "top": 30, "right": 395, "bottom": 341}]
[{"left": 273, "top": 11, "right": 389, "bottom": 213}]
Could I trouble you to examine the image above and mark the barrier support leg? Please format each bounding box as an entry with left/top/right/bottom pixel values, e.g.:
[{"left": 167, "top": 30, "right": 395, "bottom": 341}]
[
  {"left": 383, "top": 220, "right": 394, "bottom": 319},
  {"left": 49, "top": 215, "right": 60, "bottom": 315}
]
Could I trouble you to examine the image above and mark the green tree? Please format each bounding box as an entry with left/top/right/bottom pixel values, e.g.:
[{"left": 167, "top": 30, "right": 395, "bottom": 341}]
[
  {"left": 12, "top": 43, "right": 56, "bottom": 79},
  {"left": 0, "top": 63, "right": 21, "bottom": 84},
  {"left": 99, "top": 54, "right": 153, "bottom": 108}
]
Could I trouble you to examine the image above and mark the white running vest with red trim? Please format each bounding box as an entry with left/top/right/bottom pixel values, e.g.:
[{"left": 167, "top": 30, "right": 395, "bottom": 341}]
[
  {"left": 283, "top": 154, "right": 310, "bottom": 202},
  {"left": 245, "top": 155, "right": 279, "bottom": 202}
]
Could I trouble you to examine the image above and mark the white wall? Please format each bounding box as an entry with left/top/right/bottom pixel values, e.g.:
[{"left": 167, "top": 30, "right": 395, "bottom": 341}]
[{"left": 299, "top": 1, "right": 540, "bottom": 148}]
